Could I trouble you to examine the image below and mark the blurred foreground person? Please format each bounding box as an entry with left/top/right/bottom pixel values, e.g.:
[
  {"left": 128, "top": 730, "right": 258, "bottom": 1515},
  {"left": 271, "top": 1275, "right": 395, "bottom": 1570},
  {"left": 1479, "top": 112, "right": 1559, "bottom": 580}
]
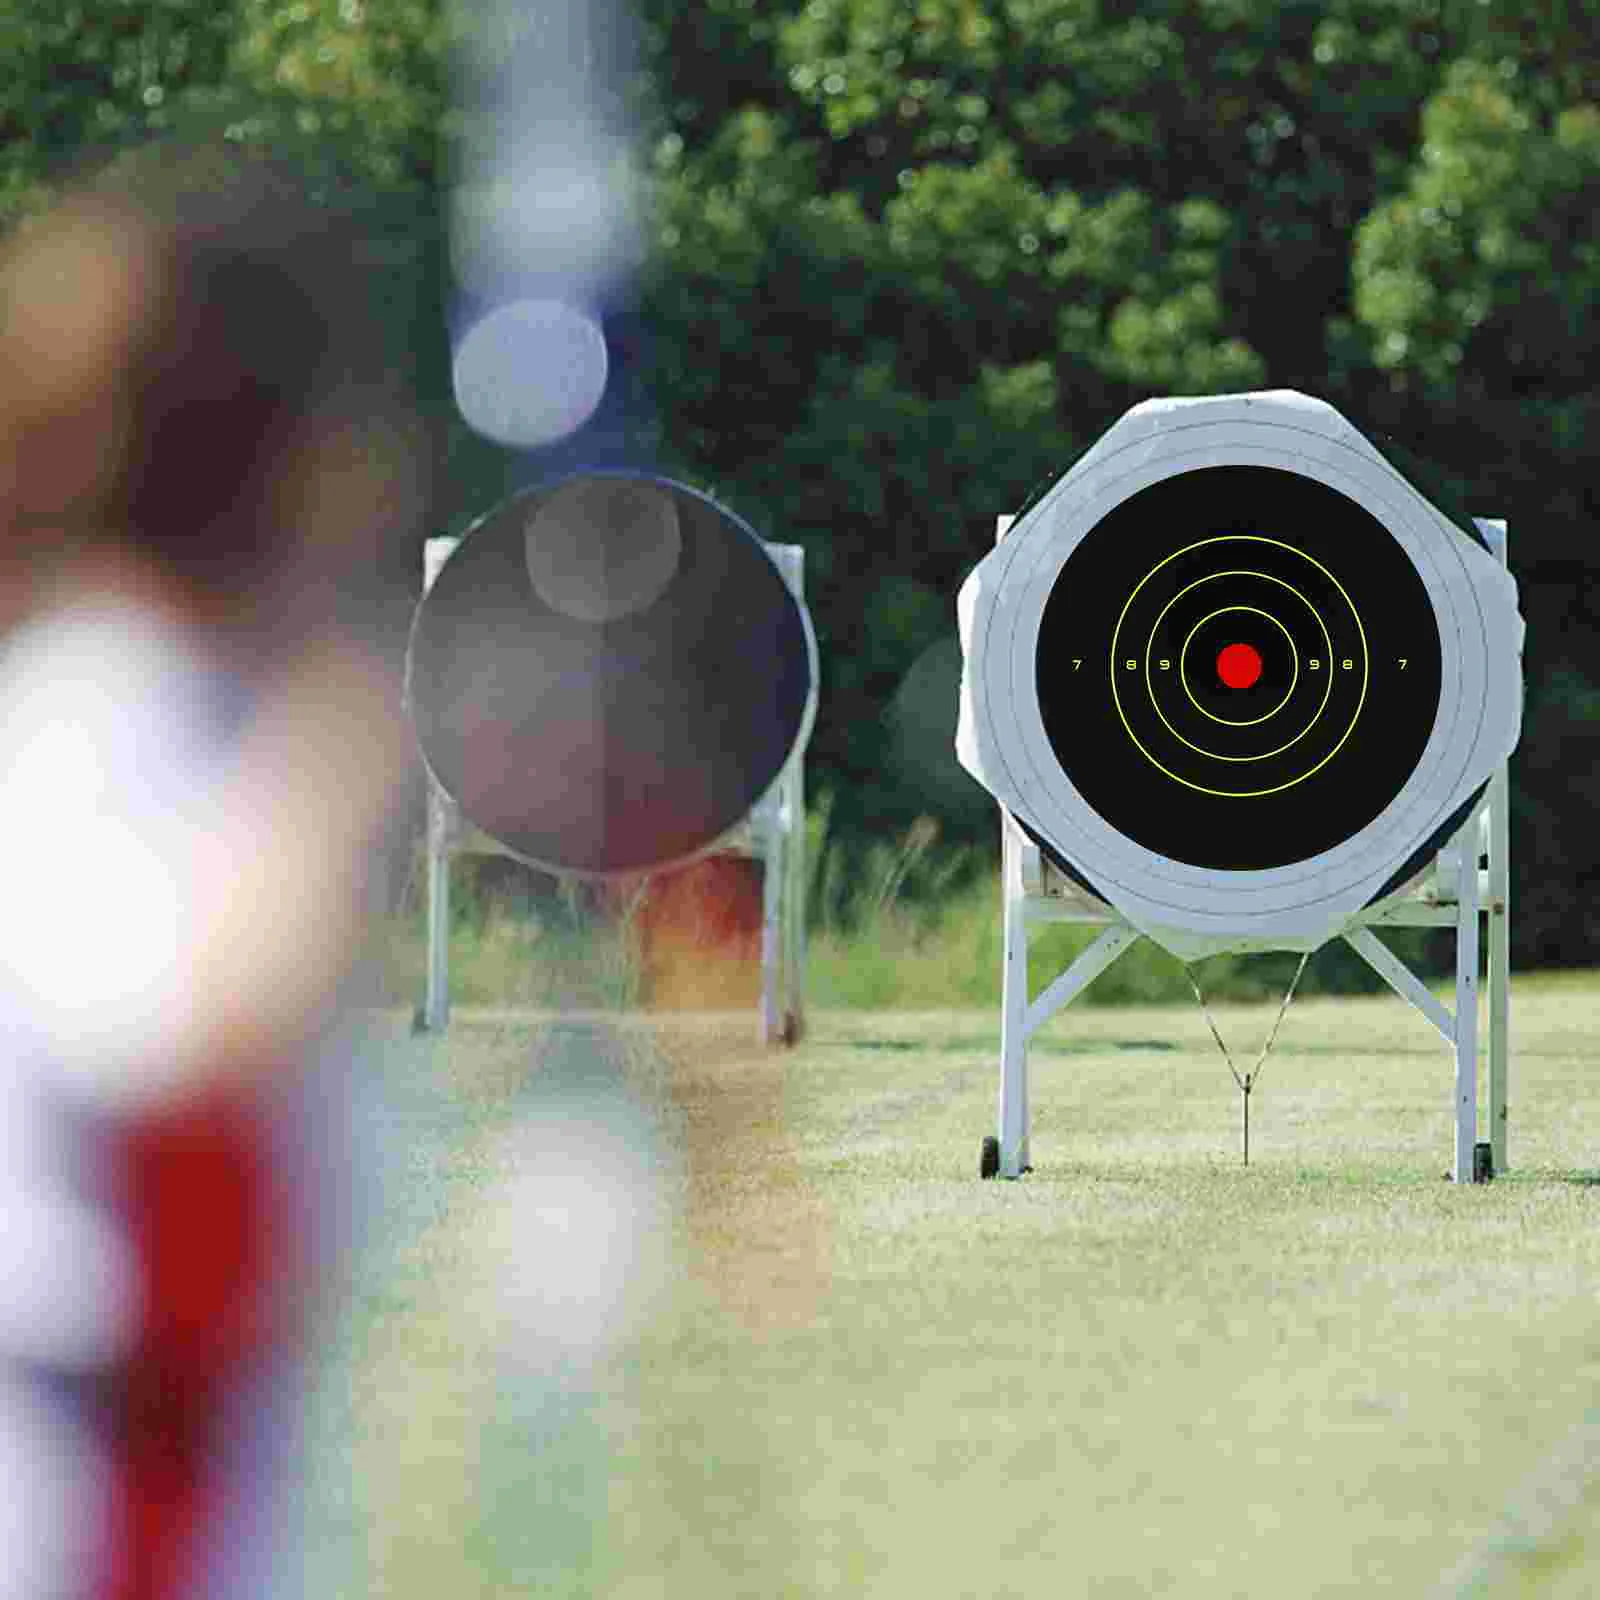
[{"left": 0, "top": 144, "right": 427, "bottom": 1599}]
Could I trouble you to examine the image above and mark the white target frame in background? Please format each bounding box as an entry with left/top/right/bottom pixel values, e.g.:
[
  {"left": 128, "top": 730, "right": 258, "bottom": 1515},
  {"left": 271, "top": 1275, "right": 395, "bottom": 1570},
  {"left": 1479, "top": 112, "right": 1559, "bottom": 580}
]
[
  {"left": 957, "top": 389, "right": 1525, "bottom": 1186},
  {"left": 958, "top": 389, "right": 1523, "bottom": 962},
  {"left": 410, "top": 513, "right": 814, "bottom": 1049}
]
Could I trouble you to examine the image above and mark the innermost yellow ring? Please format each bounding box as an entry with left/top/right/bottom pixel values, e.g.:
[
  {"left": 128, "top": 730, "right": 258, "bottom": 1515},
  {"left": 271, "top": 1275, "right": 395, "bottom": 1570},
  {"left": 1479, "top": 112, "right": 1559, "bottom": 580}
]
[
  {"left": 1110, "top": 534, "right": 1370, "bottom": 799},
  {"left": 1143, "top": 569, "right": 1313, "bottom": 728},
  {"left": 1178, "top": 603, "right": 1299, "bottom": 730}
]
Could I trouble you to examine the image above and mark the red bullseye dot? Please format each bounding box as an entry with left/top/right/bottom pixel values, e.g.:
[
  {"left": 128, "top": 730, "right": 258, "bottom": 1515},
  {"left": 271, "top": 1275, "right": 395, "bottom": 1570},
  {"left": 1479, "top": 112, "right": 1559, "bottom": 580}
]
[{"left": 1216, "top": 642, "right": 1263, "bottom": 690}]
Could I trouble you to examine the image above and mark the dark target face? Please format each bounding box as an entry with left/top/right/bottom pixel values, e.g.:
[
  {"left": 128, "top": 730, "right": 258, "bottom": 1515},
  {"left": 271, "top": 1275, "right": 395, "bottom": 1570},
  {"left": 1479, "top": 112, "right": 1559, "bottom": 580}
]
[
  {"left": 408, "top": 476, "right": 812, "bottom": 875},
  {"left": 1035, "top": 466, "right": 1444, "bottom": 870}
]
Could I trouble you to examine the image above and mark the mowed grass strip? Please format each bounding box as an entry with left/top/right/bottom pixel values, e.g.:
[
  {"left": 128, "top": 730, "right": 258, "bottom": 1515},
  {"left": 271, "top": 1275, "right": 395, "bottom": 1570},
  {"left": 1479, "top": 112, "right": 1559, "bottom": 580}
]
[{"left": 310, "top": 979, "right": 1600, "bottom": 1598}]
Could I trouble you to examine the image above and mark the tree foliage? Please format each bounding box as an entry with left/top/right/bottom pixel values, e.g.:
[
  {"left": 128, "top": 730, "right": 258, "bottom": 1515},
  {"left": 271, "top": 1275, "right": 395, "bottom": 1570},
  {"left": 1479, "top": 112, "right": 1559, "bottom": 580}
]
[
  {"left": 635, "top": 0, "right": 1599, "bottom": 952},
  {"left": 1, "top": 0, "right": 1597, "bottom": 961}
]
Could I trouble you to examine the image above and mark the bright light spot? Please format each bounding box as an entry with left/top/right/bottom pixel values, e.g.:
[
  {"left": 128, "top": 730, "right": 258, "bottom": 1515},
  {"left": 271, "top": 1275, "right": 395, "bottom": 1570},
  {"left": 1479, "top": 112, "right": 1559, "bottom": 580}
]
[
  {"left": 452, "top": 299, "right": 609, "bottom": 448},
  {"left": 474, "top": 1097, "right": 671, "bottom": 1370},
  {"left": 0, "top": 1373, "right": 113, "bottom": 1598},
  {"left": 450, "top": 138, "right": 643, "bottom": 298},
  {"left": 0, "top": 609, "right": 194, "bottom": 1101},
  {"left": 0, "top": 1189, "right": 138, "bottom": 1368}
]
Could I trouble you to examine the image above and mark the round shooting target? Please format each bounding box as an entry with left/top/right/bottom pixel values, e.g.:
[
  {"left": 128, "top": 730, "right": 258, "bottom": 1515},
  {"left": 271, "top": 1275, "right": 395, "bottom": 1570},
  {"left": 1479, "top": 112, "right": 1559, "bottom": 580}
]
[
  {"left": 956, "top": 390, "right": 1523, "bottom": 958},
  {"left": 1034, "top": 466, "right": 1443, "bottom": 871},
  {"left": 407, "top": 473, "right": 817, "bottom": 877}
]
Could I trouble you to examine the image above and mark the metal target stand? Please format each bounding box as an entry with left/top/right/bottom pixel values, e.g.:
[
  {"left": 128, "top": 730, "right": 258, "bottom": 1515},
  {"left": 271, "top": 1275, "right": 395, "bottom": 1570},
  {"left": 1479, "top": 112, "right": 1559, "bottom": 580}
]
[
  {"left": 985, "top": 515, "right": 1513, "bottom": 1186},
  {"left": 413, "top": 537, "right": 808, "bottom": 1047}
]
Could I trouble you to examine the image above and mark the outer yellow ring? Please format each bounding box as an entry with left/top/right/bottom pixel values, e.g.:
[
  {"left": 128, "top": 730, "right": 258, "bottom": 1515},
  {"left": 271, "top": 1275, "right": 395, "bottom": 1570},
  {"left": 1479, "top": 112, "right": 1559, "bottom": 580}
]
[{"left": 1109, "top": 535, "right": 1370, "bottom": 798}]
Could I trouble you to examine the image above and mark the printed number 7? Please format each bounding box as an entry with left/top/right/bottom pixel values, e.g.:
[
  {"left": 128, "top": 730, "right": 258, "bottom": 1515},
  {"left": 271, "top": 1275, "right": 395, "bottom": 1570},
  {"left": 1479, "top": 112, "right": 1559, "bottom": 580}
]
[
  {"left": 1398, "top": 657, "right": 1408, "bottom": 670},
  {"left": 1073, "top": 658, "right": 1082, "bottom": 670}
]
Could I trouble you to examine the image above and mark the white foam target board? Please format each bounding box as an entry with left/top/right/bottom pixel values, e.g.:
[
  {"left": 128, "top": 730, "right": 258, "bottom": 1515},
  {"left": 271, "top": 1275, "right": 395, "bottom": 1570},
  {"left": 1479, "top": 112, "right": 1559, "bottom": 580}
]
[{"left": 957, "top": 389, "right": 1523, "bottom": 960}]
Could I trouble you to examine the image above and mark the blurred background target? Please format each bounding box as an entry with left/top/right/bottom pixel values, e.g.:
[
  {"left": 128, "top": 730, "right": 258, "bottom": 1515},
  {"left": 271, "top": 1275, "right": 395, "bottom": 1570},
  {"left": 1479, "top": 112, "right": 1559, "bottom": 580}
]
[{"left": 407, "top": 472, "right": 815, "bottom": 878}]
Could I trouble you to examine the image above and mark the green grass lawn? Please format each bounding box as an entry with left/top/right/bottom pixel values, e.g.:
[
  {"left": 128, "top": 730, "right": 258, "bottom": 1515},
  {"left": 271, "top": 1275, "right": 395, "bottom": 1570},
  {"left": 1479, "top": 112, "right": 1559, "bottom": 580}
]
[{"left": 302, "top": 973, "right": 1600, "bottom": 1598}]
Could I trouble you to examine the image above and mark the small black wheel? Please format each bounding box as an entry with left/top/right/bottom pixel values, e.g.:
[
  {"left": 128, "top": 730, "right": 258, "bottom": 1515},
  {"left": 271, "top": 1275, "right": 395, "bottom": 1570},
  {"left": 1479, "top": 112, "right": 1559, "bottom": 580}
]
[
  {"left": 980, "top": 1135, "right": 1000, "bottom": 1179},
  {"left": 1473, "top": 1141, "right": 1495, "bottom": 1183}
]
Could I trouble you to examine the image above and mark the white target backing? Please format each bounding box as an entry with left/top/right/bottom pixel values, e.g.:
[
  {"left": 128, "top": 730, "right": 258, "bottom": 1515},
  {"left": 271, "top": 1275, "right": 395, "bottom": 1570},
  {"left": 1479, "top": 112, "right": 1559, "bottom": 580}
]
[{"left": 956, "top": 390, "right": 1523, "bottom": 960}]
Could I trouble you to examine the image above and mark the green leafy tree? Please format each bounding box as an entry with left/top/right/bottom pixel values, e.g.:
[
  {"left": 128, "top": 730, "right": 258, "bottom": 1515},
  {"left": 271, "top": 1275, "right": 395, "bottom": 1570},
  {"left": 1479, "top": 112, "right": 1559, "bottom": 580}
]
[
  {"left": 0, "top": 0, "right": 237, "bottom": 214},
  {"left": 4, "top": 0, "right": 1597, "bottom": 961},
  {"left": 638, "top": 0, "right": 1599, "bottom": 959},
  {"left": 1346, "top": 22, "right": 1600, "bottom": 968}
]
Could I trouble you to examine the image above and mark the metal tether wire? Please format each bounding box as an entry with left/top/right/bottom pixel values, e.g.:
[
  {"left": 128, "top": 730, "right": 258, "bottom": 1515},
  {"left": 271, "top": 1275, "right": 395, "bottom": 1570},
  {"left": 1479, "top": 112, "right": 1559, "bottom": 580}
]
[{"left": 1184, "top": 951, "right": 1312, "bottom": 1166}]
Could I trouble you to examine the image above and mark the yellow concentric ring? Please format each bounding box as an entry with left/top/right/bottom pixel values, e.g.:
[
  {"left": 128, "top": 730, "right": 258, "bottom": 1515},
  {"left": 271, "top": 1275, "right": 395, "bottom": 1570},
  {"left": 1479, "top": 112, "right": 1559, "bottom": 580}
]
[
  {"left": 1109, "top": 535, "right": 1370, "bottom": 798},
  {"left": 1142, "top": 569, "right": 1320, "bottom": 736}
]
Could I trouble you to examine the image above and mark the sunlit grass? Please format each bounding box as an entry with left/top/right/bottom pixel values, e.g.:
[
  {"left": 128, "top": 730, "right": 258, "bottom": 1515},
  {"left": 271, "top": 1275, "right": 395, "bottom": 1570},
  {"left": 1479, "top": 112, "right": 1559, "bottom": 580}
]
[{"left": 307, "top": 978, "right": 1600, "bottom": 1597}]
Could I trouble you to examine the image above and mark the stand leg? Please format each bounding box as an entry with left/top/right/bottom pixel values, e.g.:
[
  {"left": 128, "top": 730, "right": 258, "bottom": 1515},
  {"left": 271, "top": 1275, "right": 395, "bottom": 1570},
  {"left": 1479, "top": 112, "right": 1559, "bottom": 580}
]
[
  {"left": 417, "top": 540, "right": 458, "bottom": 1036},
  {"left": 998, "top": 814, "right": 1030, "bottom": 1178},
  {"left": 1488, "top": 764, "right": 1511, "bottom": 1173},
  {"left": 1474, "top": 517, "right": 1512, "bottom": 1177},
  {"left": 776, "top": 544, "right": 808, "bottom": 1046},
  {"left": 1453, "top": 817, "right": 1480, "bottom": 1183},
  {"left": 760, "top": 812, "right": 783, "bottom": 1045},
  {"left": 784, "top": 753, "right": 807, "bottom": 1043},
  {"left": 422, "top": 781, "right": 452, "bottom": 1032}
]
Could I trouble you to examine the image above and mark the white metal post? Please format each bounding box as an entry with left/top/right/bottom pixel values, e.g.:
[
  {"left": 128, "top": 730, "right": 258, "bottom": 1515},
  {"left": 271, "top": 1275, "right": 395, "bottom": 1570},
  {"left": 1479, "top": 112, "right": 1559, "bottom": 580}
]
[
  {"left": 1486, "top": 763, "right": 1511, "bottom": 1171},
  {"left": 419, "top": 536, "right": 461, "bottom": 1033},
  {"left": 1452, "top": 813, "right": 1481, "bottom": 1183},
  {"left": 1476, "top": 516, "right": 1512, "bottom": 1174},
  {"left": 998, "top": 811, "right": 1031, "bottom": 1177},
  {"left": 423, "top": 782, "right": 453, "bottom": 1031},
  {"left": 759, "top": 798, "right": 784, "bottom": 1044},
  {"left": 756, "top": 542, "right": 809, "bottom": 1046},
  {"left": 778, "top": 545, "right": 808, "bottom": 1044},
  {"left": 991, "top": 512, "right": 1030, "bottom": 1174},
  {"left": 784, "top": 744, "right": 807, "bottom": 1041}
]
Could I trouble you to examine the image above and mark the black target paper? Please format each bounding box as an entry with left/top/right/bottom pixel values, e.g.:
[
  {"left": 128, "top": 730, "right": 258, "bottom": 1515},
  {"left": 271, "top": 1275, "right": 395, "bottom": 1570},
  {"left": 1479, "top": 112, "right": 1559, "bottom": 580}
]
[{"left": 1035, "top": 466, "right": 1442, "bottom": 870}]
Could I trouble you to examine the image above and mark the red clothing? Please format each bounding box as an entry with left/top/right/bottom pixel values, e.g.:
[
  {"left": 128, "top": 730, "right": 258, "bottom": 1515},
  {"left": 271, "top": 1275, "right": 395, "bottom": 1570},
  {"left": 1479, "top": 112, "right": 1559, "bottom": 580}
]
[{"left": 101, "top": 1081, "right": 300, "bottom": 1600}]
